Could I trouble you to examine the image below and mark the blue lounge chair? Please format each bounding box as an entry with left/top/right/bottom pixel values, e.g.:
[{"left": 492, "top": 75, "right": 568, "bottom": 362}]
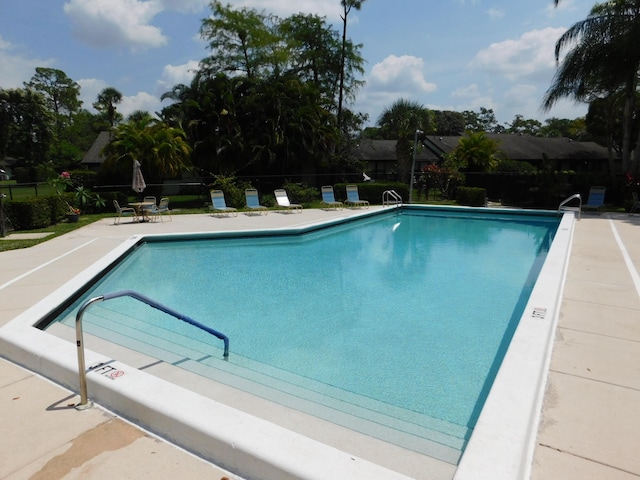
[
  {"left": 321, "top": 185, "right": 343, "bottom": 210},
  {"left": 210, "top": 190, "right": 238, "bottom": 217},
  {"left": 344, "top": 184, "right": 369, "bottom": 209},
  {"left": 274, "top": 189, "right": 302, "bottom": 213},
  {"left": 244, "top": 188, "right": 268, "bottom": 215},
  {"left": 582, "top": 186, "right": 606, "bottom": 213}
]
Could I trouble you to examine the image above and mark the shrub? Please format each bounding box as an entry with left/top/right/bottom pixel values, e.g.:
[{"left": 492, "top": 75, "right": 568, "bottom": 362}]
[
  {"left": 209, "top": 175, "right": 251, "bottom": 208},
  {"left": 282, "top": 182, "right": 319, "bottom": 205},
  {"left": 456, "top": 187, "right": 487, "bottom": 207},
  {"left": 5, "top": 197, "right": 51, "bottom": 230}
]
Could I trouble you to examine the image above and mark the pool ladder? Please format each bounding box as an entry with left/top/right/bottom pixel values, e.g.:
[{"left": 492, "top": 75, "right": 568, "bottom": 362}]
[
  {"left": 558, "top": 193, "right": 582, "bottom": 220},
  {"left": 382, "top": 189, "right": 402, "bottom": 207},
  {"left": 74, "top": 289, "right": 229, "bottom": 409}
]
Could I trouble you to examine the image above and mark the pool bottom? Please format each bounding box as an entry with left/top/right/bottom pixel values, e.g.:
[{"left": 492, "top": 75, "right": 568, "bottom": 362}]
[{"left": 0, "top": 206, "right": 575, "bottom": 480}]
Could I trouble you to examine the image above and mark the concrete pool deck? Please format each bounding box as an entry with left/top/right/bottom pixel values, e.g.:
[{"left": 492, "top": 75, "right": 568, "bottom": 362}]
[{"left": 1, "top": 208, "right": 639, "bottom": 479}]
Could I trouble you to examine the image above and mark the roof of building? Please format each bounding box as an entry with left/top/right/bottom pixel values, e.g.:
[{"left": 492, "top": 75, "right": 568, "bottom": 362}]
[
  {"left": 353, "top": 139, "right": 439, "bottom": 162},
  {"left": 423, "top": 134, "right": 610, "bottom": 162},
  {"left": 81, "top": 131, "right": 111, "bottom": 165}
]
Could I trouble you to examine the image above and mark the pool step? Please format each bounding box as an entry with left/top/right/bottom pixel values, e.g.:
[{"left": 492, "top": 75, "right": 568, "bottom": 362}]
[{"left": 61, "top": 304, "right": 469, "bottom": 464}]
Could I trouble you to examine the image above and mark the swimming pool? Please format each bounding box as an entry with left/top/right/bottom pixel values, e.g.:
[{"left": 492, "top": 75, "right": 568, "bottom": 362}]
[{"left": 0, "top": 206, "right": 575, "bottom": 480}]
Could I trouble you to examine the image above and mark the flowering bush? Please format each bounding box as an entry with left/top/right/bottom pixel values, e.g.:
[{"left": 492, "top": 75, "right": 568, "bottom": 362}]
[
  {"left": 421, "top": 163, "right": 465, "bottom": 199},
  {"left": 49, "top": 172, "right": 106, "bottom": 214}
]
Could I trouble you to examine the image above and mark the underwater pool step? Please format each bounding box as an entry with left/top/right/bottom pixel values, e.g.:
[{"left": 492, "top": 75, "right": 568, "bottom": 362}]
[
  {"left": 185, "top": 357, "right": 467, "bottom": 464},
  {"left": 64, "top": 306, "right": 469, "bottom": 464}
]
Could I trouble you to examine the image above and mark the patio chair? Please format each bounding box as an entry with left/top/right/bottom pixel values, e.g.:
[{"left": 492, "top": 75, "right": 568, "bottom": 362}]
[
  {"left": 344, "top": 184, "right": 369, "bottom": 209},
  {"left": 140, "top": 195, "right": 156, "bottom": 220},
  {"left": 274, "top": 189, "right": 302, "bottom": 213},
  {"left": 320, "top": 185, "right": 343, "bottom": 210},
  {"left": 244, "top": 188, "right": 268, "bottom": 215},
  {"left": 150, "top": 197, "right": 172, "bottom": 222},
  {"left": 209, "top": 190, "right": 238, "bottom": 217},
  {"left": 630, "top": 192, "right": 640, "bottom": 215},
  {"left": 113, "top": 200, "right": 137, "bottom": 224},
  {"left": 582, "top": 186, "right": 606, "bottom": 213}
]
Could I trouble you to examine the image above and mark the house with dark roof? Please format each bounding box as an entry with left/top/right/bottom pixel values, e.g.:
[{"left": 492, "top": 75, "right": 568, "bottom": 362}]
[
  {"left": 353, "top": 139, "right": 440, "bottom": 180},
  {"left": 80, "top": 131, "right": 111, "bottom": 171},
  {"left": 355, "top": 134, "right": 612, "bottom": 178},
  {"left": 423, "top": 134, "right": 611, "bottom": 171}
]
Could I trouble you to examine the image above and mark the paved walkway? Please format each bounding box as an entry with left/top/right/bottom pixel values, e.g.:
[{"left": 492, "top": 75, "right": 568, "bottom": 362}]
[
  {"left": 1, "top": 209, "right": 639, "bottom": 479},
  {"left": 532, "top": 213, "right": 640, "bottom": 479}
]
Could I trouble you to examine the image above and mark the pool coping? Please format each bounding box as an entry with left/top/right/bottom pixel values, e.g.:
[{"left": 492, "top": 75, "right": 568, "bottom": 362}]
[{"left": 0, "top": 205, "right": 575, "bottom": 480}]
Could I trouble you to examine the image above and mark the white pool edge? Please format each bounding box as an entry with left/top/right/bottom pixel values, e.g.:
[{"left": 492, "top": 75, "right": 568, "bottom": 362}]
[
  {"left": 454, "top": 211, "right": 575, "bottom": 480},
  {"left": 0, "top": 207, "right": 574, "bottom": 480}
]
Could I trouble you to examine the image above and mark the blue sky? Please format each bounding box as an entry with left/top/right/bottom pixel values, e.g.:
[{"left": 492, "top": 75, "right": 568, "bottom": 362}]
[{"left": 0, "top": 0, "right": 595, "bottom": 128}]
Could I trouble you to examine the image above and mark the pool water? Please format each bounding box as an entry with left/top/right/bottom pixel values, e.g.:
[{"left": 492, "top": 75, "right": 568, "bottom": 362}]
[{"left": 47, "top": 209, "right": 558, "bottom": 463}]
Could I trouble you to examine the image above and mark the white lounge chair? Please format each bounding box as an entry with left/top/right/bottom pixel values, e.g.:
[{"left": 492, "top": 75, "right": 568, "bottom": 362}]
[{"left": 274, "top": 189, "right": 302, "bottom": 213}]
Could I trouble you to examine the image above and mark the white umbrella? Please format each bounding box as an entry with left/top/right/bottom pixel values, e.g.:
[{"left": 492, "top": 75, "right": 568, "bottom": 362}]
[{"left": 132, "top": 160, "right": 146, "bottom": 193}]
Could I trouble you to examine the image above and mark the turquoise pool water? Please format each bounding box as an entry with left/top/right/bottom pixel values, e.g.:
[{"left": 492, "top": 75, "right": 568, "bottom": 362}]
[{"left": 46, "top": 208, "right": 558, "bottom": 463}]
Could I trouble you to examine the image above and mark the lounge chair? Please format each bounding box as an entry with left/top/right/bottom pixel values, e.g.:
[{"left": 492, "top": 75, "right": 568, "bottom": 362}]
[
  {"left": 244, "top": 188, "right": 268, "bottom": 215},
  {"left": 582, "top": 186, "right": 606, "bottom": 213},
  {"left": 321, "top": 185, "right": 343, "bottom": 210},
  {"left": 274, "top": 189, "right": 302, "bottom": 213},
  {"left": 630, "top": 192, "right": 640, "bottom": 215},
  {"left": 344, "top": 184, "right": 369, "bottom": 209},
  {"left": 113, "top": 200, "right": 137, "bottom": 224},
  {"left": 210, "top": 190, "right": 238, "bottom": 217}
]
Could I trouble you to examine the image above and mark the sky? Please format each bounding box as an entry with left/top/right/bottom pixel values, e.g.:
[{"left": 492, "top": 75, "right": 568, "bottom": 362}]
[{"left": 0, "top": 0, "right": 597, "bottom": 128}]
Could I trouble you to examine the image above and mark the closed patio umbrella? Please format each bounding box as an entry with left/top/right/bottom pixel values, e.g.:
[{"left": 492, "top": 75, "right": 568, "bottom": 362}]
[{"left": 132, "top": 160, "right": 146, "bottom": 193}]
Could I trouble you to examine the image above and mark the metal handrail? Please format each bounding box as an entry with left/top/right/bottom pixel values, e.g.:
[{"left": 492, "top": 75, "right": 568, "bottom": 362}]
[
  {"left": 75, "top": 289, "right": 229, "bottom": 409},
  {"left": 382, "top": 189, "right": 402, "bottom": 207},
  {"left": 558, "top": 193, "right": 582, "bottom": 220}
]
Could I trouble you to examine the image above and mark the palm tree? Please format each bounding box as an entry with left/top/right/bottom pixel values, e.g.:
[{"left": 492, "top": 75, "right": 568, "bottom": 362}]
[
  {"left": 450, "top": 131, "right": 500, "bottom": 172},
  {"left": 377, "top": 98, "right": 433, "bottom": 183},
  {"left": 103, "top": 115, "right": 192, "bottom": 194},
  {"left": 542, "top": 0, "right": 640, "bottom": 172},
  {"left": 93, "top": 87, "right": 123, "bottom": 128}
]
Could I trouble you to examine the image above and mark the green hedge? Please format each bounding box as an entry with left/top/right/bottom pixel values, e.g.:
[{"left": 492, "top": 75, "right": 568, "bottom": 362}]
[
  {"left": 5, "top": 197, "right": 52, "bottom": 230},
  {"left": 456, "top": 187, "right": 487, "bottom": 207},
  {"left": 333, "top": 182, "right": 409, "bottom": 204}
]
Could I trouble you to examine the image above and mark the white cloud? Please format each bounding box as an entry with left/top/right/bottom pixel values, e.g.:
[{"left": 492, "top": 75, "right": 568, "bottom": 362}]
[
  {"left": 120, "top": 91, "right": 164, "bottom": 117},
  {"left": 452, "top": 83, "right": 482, "bottom": 99},
  {"left": 157, "top": 0, "right": 208, "bottom": 13},
  {"left": 159, "top": 61, "right": 199, "bottom": 87},
  {"left": 0, "top": 36, "right": 55, "bottom": 88},
  {"left": 64, "top": 0, "right": 168, "bottom": 51},
  {"left": 469, "top": 27, "right": 564, "bottom": 82},
  {"left": 77, "top": 78, "right": 109, "bottom": 110},
  {"left": 369, "top": 55, "right": 437, "bottom": 94},
  {"left": 486, "top": 8, "right": 505, "bottom": 20},
  {"left": 227, "top": 0, "right": 342, "bottom": 20}
]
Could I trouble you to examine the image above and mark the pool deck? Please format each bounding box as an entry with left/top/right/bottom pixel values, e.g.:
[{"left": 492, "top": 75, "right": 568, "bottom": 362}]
[{"left": 1, "top": 208, "right": 639, "bottom": 479}]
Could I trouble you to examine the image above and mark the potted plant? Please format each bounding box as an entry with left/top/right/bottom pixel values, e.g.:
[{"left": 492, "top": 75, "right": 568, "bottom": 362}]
[
  {"left": 65, "top": 204, "right": 81, "bottom": 222},
  {"left": 50, "top": 172, "right": 106, "bottom": 222}
]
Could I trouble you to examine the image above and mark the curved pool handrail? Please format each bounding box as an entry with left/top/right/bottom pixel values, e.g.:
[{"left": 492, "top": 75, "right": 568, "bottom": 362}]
[
  {"left": 558, "top": 193, "right": 582, "bottom": 220},
  {"left": 75, "top": 289, "right": 229, "bottom": 408}
]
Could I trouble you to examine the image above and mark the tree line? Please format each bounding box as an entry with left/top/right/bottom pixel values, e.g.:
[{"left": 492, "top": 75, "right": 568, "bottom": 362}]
[{"left": 1, "top": 0, "right": 638, "bottom": 188}]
